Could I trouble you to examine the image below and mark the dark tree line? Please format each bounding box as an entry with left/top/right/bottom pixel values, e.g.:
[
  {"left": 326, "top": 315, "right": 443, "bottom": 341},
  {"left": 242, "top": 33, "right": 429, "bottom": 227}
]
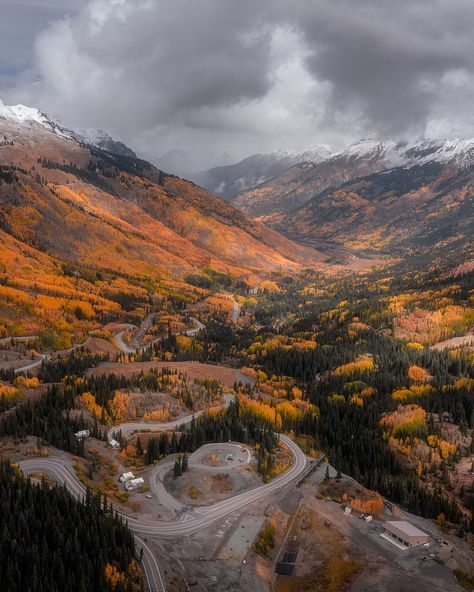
[
  {"left": 37, "top": 349, "right": 109, "bottom": 383},
  {"left": 0, "top": 460, "right": 139, "bottom": 592},
  {"left": 0, "top": 384, "right": 104, "bottom": 455},
  {"left": 145, "top": 398, "right": 279, "bottom": 479}
]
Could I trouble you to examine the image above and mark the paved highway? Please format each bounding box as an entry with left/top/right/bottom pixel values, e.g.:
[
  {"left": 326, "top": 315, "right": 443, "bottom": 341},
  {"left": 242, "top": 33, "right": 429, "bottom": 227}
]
[
  {"left": 19, "top": 434, "right": 306, "bottom": 537},
  {"left": 114, "top": 324, "right": 138, "bottom": 354},
  {"left": 10, "top": 313, "right": 206, "bottom": 372},
  {"left": 221, "top": 292, "right": 241, "bottom": 324},
  {"left": 14, "top": 353, "right": 48, "bottom": 373},
  {"left": 14, "top": 336, "right": 101, "bottom": 374},
  {"left": 114, "top": 316, "right": 206, "bottom": 354},
  {"left": 135, "top": 535, "right": 167, "bottom": 592},
  {"left": 108, "top": 393, "right": 234, "bottom": 442},
  {"left": 19, "top": 433, "right": 307, "bottom": 589}
]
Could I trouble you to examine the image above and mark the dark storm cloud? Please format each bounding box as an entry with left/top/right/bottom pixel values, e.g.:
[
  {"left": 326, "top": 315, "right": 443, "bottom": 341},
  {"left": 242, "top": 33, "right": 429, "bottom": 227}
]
[
  {"left": 293, "top": 0, "right": 474, "bottom": 136},
  {"left": 30, "top": 0, "right": 277, "bottom": 132},
  {"left": 3, "top": 0, "right": 474, "bottom": 168},
  {"left": 0, "top": 1, "right": 87, "bottom": 74}
]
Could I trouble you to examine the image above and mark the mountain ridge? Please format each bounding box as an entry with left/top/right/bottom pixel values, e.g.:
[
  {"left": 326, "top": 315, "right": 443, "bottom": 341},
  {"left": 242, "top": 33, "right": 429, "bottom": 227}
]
[
  {"left": 0, "top": 114, "right": 323, "bottom": 278},
  {"left": 190, "top": 146, "right": 331, "bottom": 201},
  {"left": 0, "top": 99, "right": 136, "bottom": 158},
  {"left": 232, "top": 136, "right": 474, "bottom": 222}
]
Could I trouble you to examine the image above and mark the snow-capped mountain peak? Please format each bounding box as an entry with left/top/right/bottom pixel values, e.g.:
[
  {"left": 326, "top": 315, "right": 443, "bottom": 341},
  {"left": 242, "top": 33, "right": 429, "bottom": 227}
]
[
  {"left": 0, "top": 99, "right": 70, "bottom": 139},
  {"left": 0, "top": 99, "right": 136, "bottom": 158},
  {"left": 0, "top": 100, "right": 50, "bottom": 126},
  {"left": 404, "top": 138, "right": 474, "bottom": 168},
  {"left": 329, "top": 136, "right": 474, "bottom": 170}
]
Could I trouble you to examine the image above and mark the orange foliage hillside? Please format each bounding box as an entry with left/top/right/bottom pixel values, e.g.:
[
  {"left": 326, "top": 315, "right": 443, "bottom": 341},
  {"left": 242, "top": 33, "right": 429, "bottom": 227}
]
[{"left": 0, "top": 116, "right": 325, "bottom": 339}]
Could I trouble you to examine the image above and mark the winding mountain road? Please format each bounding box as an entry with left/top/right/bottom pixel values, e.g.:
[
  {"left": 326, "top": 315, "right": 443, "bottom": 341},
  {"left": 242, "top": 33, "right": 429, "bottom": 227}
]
[
  {"left": 13, "top": 293, "right": 308, "bottom": 591},
  {"left": 108, "top": 393, "right": 234, "bottom": 442},
  {"left": 12, "top": 333, "right": 101, "bottom": 374},
  {"left": 9, "top": 312, "right": 206, "bottom": 373},
  {"left": 114, "top": 316, "right": 206, "bottom": 354},
  {"left": 19, "top": 434, "right": 307, "bottom": 590},
  {"left": 19, "top": 435, "right": 306, "bottom": 537}
]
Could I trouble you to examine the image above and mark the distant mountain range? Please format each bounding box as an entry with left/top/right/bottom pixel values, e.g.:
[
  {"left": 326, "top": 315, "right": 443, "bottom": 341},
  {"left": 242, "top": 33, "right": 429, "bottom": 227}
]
[
  {"left": 211, "top": 137, "right": 472, "bottom": 259},
  {"left": 231, "top": 138, "right": 473, "bottom": 217},
  {"left": 2, "top": 98, "right": 471, "bottom": 267},
  {"left": 191, "top": 147, "right": 331, "bottom": 202}
]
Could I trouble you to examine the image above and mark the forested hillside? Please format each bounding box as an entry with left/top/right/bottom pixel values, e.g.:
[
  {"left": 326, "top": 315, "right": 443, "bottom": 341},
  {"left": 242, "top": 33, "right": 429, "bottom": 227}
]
[
  {"left": 0, "top": 110, "right": 324, "bottom": 346},
  {"left": 0, "top": 461, "right": 139, "bottom": 592}
]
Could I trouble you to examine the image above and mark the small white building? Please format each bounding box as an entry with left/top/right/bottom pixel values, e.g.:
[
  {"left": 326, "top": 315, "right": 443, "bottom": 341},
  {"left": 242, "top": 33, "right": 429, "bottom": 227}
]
[
  {"left": 119, "top": 471, "right": 135, "bottom": 483},
  {"left": 125, "top": 477, "right": 145, "bottom": 491},
  {"left": 109, "top": 439, "right": 120, "bottom": 449},
  {"left": 75, "top": 429, "right": 90, "bottom": 440}
]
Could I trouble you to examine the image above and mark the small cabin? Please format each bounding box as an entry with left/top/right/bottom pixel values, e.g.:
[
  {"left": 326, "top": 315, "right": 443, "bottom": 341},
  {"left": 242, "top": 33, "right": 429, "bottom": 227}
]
[
  {"left": 119, "top": 471, "right": 135, "bottom": 483},
  {"left": 125, "top": 477, "right": 145, "bottom": 491}
]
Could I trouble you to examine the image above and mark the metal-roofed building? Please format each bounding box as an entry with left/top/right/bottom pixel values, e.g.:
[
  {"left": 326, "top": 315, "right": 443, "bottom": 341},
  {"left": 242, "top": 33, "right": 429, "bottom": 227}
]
[
  {"left": 119, "top": 471, "right": 134, "bottom": 483},
  {"left": 125, "top": 477, "right": 144, "bottom": 491},
  {"left": 383, "top": 521, "right": 429, "bottom": 547}
]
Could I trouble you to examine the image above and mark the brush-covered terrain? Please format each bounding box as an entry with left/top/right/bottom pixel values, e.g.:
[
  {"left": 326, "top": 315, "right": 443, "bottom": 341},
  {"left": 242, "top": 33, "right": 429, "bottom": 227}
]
[{"left": 0, "top": 108, "right": 323, "bottom": 345}]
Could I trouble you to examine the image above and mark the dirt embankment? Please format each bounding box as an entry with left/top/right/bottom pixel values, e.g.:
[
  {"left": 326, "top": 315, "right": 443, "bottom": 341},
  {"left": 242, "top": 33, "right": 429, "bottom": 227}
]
[
  {"left": 164, "top": 465, "right": 262, "bottom": 507},
  {"left": 89, "top": 360, "right": 255, "bottom": 388},
  {"left": 431, "top": 334, "right": 474, "bottom": 351}
]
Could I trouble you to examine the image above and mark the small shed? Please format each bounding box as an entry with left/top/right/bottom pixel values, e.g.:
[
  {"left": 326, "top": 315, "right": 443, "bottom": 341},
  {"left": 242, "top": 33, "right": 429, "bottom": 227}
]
[
  {"left": 109, "top": 439, "right": 120, "bottom": 449},
  {"left": 125, "top": 477, "right": 145, "bottom": 491},
  {"left": 119, "top": 471, "right": 134, "bottom": 483},
  {"left": 383, "top": 521, "right": 428, "bottom": 547}
]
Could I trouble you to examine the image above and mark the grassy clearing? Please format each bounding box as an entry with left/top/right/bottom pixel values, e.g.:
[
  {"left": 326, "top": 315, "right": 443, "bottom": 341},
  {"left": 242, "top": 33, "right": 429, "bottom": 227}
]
[
  {"left": 254, "top": 521, "right": 276, "bottom": 557},
  {"left": 188, "top": 485, "right": 200, "bottom": 500}
]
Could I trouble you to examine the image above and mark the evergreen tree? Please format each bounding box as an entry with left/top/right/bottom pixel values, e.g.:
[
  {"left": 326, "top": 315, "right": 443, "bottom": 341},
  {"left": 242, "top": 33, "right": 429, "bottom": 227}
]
[
  {"left": 136, "top": 436, "right": 143, "bottom": 457},
  {"left": 182, "top": 452, "right": 188, "bottom": 472},
  {"left": 174, "top": 458, "right": 182, "bottom": 478}
]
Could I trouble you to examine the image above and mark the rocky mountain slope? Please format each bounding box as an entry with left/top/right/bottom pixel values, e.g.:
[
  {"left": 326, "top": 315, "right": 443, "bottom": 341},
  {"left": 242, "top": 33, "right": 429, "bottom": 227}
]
[
  {"left": 0, "top": 100, "right": 323, "bottom": 276},
  {"left": 0, "top": 101, "right": 326, "bottom": 337},
  {"left": 233, "top": 138, "right": 474, "bottom": 223},
  {"left": 227, "top": 138, "right": 473, "bottom": 258},
  {"left": 191, "top": 147, "right": 330, "bottom": 202},
  {"left": 279, "top": 158, "right": 473, "bottom": 258}
]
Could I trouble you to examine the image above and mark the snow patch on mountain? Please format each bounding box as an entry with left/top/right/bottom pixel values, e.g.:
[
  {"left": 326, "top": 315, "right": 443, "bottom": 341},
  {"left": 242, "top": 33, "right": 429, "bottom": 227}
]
[
  {"left": 0, "top": 100, "right": 50, "bottom": 126},
  {"left": 0, "top": 99, "right": 136, "bottom": 158},
  {"left": 332, "top": 137, "right": 474, "bottom": 170},
  {"left": 404, "top": 138, "right": 474, "bottom": 168}
]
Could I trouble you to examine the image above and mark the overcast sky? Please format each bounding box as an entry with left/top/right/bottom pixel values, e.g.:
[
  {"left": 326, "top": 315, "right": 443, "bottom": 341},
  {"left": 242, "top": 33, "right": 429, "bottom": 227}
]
[{"left": 2, "top": 0, "right": 474, "bottom": 171}]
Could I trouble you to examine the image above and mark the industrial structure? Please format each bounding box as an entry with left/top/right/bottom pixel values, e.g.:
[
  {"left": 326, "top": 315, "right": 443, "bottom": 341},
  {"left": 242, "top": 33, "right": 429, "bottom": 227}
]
[{"left": 383, "top": 521, "right": 429, "bottom": 548}]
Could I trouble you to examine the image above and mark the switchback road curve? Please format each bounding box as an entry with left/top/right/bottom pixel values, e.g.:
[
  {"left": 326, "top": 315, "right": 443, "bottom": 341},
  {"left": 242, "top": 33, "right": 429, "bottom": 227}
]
[
  {"left": 19, "top": 435, "right": 307, "bottom": 537},
  {"left": 19, "top": 434, "right": 307, "bottom": 590}
]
